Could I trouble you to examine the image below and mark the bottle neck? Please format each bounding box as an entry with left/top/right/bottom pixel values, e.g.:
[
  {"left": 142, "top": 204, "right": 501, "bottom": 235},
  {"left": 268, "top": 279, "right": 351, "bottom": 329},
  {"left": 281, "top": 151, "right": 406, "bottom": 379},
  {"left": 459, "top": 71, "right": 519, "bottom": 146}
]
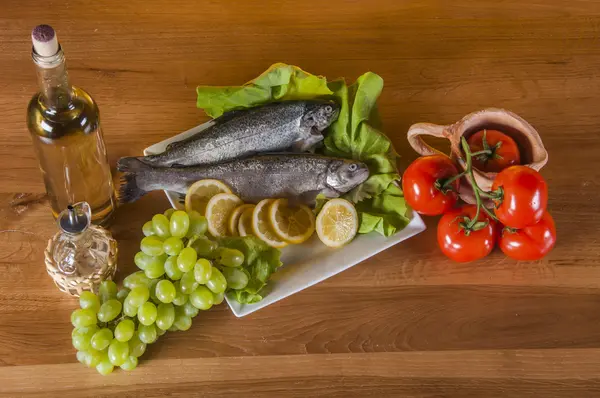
[{"left": 32, "top": 47, "right": 72, "bottom": 110}]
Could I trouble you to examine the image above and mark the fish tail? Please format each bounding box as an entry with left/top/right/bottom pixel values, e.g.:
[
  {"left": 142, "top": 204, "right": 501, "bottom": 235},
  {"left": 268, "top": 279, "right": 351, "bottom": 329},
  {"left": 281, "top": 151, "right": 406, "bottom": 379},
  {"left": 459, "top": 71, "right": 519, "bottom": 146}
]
[
  {"left": 117, "top": 156, "right": 153, "bottom": 172},
  {"left": 118, "top": 172, "right": 148, "bottom": 204},
  {"left": 117, "top": 157, "right": 152, "bottom": 203}
]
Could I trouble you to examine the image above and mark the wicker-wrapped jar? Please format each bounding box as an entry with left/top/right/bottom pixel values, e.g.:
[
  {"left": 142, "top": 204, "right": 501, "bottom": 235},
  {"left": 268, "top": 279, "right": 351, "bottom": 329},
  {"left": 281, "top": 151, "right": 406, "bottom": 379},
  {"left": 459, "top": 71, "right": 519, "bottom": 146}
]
[{"left": 44, "top": 202, "right": 118, "bottom": 296}]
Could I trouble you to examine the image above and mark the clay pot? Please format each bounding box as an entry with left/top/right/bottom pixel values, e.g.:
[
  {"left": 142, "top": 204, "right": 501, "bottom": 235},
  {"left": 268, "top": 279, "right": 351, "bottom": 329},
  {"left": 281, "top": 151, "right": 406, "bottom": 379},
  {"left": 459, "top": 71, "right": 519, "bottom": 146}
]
[{"left": 407, "top": 108, "right": 548, "bottom": 204}]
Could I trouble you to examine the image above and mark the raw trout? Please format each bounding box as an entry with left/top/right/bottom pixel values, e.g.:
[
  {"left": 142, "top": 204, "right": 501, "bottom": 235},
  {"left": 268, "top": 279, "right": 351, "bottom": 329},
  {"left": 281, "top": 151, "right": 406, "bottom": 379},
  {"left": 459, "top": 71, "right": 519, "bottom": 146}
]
[
  {"left": 118, "top": 154, "right": 369, "bottom": 205},
  {"left": 118, "top": 100, "right": 339, "bottom": 168}
]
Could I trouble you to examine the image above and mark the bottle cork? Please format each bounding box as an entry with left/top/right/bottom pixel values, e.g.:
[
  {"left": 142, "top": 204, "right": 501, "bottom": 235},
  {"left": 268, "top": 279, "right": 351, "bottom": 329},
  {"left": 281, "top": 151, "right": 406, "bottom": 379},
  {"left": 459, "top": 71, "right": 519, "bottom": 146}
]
[{"left": 32, "top": 24, "right": 59, "bottom": 57}]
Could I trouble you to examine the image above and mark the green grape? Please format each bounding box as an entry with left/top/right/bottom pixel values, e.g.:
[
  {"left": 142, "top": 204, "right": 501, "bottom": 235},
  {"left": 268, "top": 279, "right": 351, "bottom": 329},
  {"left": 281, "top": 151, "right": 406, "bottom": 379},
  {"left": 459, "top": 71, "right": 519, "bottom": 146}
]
[
  {"left": 190, "top": 237, "right": 217, "bottom": 258},
  {"left": 127, "top": 286, "right": 150, "bottom": 307},
  {"left": 123, "top": 271, "right": 152, "bottom": 289},
  {"left": 215, "top": 248, "right": 245, "bottom": 267},
  {"left": 128, "top": 334, "right": 146, "bottom": 357},
  {"left": 168, "top": 325, "right": 179, "bottom": 332},
  {"left": 149, "top": 279, "right": 160, "bottom": 303},
  {"left": 120, "top": 355, "right": 138, "bottom": 371},
  {"left": 72, "top": 333, "right": 92, "bottom": 351},
  {"left": 152, "top": 214, "right": 171, "bottom": 238},
  {"left": 144, "top": 258, "right": 166, "bottom": 279},
  {"left": 193, "top": 258, "right": 213, "bottom": 284},
  {"left": 213, "top": 292, "right": 225, "bottom": 305},
  {"left": 91, "top": 328, "right": 113, "bottom": 351},
  {"left": 172, "top": 282, "right": 188, "bottom": 306},
  {"left": 79, "top": 291, "right": 100, "bottom": 312},
  {"left": 108, "top": 339, "right": 129, "bottom": 366},
  {"left": 138, "top": 302, "right": 158, "bottom": 326},
  {"left": 190, "top": 286, "right": 214, "bottom": 310},
  {"left": 222, "top": 267, "right": 249, "bottom": 290},
  {"left": 206, "top": 267, "right": 227, "bottom": 294},
  {"left": 97, "top": 299, "right": 122, "bottom": 322},
  {"left": 163, "top": 208, "right": 175, "bottom": 219},
  {"left": 156, "top": 327, "right": 167, "bottom": 336},
  {"left": 142, "top": 221, "right": 155, "bottom": 237},
  {"left": 164, "top": 255, "right": 183, "bottom": 280},
  {"left": 99, "top": 280, "right": 118, "bottom": 302},
  {"left": 72, "top": 325, "right": 97, "bottom": 350},
  {"left": 87, "top": 348, "right": 103, "bottom": 367},
  {"left": 163, "top": 236, "right": 184, "bottom": 256},
  {"left": 173, "top": 313, "right": 192, "bottom": 331},
  {"left": 156, "top": 303, "right": 175, "bottom": 330},
  {"left": 182, "top": 300, "right": 199, "bottom": 318},
  {"left": 156, "top": 280, "right": 176, "bottom": 303},
  {"left": 134, "top": 251, "right": 154, "bottom": 270},
  {"left": 96, "top": 354, "right": 114, "bottom": 375},
  {"left": 71, "top": 308, "right": 97, "bottom": 328},
  {"left": 170, "top": 210, "right": 190, "bottom": 238},
  {"left": 114, "top": 319, "right": 135, "bottom": 342},
  {"left": 177, "top": 247, "right": 197, "bottom": 272},
  {"left": 123, "top": 299, "right": 138, "bottom": 317},
  {"left": 180, "top": 271, "right": 198, "bottom": 294},
  {"left": 116, "top": 288, "right": 131, "bottom": 302},
  {"left": 140, "top": 236, "right": 164, "bottom": 256},
  {"left": 186, "top": 211, "right": 208, "bottom": 237},
  {"left": 76, "top": 350, "right": 88, "bottom": 365},
  {"left": 138, "top": 324, "right": 157, "bottom": 344}
]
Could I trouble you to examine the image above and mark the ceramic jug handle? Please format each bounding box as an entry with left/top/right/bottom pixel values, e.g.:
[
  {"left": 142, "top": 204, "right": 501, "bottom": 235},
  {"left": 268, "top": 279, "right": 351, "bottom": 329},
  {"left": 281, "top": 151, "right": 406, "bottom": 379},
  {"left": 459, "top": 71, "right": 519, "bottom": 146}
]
[{"left": 406, "top": 123, "right": 449, "bottom": 156}]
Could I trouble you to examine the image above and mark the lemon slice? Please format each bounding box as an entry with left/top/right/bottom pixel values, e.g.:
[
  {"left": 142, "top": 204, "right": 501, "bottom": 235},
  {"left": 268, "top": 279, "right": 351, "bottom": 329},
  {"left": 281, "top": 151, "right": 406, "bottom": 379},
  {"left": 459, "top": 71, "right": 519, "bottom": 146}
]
[
  {"left": 205, "top": 193, "right": 243, "bottom": 237},
  {"left": 316, "top": 198, "right": 358, "bottom": 248},
  {"left": 237, "top": 206, "right": 255, "bottom": 237},
  {"left": 185, "top": 179, "right": 232, "bottom": 215},
  {"left": 228, "top": 204, "right": 255, "bottom": 236},
  {"left": 251, "top": 199, "right": 288, "bottom": 248},
  {"left": 268, "top": 199, "right": 315, "bottom": 244}
]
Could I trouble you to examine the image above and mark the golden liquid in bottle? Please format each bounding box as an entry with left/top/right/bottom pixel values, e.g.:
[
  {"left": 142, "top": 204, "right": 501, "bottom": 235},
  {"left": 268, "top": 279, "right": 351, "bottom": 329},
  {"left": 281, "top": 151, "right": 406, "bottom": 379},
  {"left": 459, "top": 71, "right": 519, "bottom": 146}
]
[{"left": 27, "top": 86, "right": 116, "bottom": 225}]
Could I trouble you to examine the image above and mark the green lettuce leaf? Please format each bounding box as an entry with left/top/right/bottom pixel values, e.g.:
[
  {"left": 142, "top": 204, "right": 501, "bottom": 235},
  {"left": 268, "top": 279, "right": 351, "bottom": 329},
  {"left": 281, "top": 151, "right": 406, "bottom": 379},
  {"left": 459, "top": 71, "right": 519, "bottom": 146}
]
[
  {"left": 219, "top": 236, "right": 282, "bottom": 304},
  {"left": 196, "top": 63, "right": 410, "bottom": 237},
  {"left": 197, "top": 63, "right": 332, "bottom": 118}
]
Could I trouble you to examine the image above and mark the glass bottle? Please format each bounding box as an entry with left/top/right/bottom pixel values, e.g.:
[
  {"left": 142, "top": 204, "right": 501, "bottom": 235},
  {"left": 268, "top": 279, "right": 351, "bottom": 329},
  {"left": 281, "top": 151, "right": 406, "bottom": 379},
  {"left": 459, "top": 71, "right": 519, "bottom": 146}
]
[
  {"left": 27, "top": 25, "right": 116, "bottom": 225},
  {"left": 45, "top": 202, "right": 117, "bottom": 295}
]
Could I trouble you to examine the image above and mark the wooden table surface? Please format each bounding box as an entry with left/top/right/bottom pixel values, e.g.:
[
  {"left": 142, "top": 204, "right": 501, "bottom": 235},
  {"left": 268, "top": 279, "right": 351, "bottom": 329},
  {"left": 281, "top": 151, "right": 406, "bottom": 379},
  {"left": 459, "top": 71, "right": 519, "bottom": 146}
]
[{"left": 2, "top": 1, "right": 600, "bottom": 397}]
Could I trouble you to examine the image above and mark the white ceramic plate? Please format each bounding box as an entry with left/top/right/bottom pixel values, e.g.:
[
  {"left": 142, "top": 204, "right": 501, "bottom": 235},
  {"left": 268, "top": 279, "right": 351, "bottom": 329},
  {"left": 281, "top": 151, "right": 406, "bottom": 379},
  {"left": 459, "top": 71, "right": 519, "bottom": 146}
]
[{"left": 144, "top": 121, "right": 426, "bottom": 317}]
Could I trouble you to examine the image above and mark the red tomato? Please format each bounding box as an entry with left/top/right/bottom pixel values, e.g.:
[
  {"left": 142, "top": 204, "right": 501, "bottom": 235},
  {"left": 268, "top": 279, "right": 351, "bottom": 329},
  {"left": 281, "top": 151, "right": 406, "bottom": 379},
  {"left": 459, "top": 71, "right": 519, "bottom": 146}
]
[
  {"left": 402, "top": 155, "right": 460, "bottom": 216},
  {"left": 467, "top": 129, "right": 521, "bottom": 173},
  {"left": 492, "top": 166, "right": 548, "bottom": 229},
  {"left": 499, "top": 212, "right": 556, "bottom": 261},
  {"left": 437, "top": 205, "right": 497, "bottom": 263}
]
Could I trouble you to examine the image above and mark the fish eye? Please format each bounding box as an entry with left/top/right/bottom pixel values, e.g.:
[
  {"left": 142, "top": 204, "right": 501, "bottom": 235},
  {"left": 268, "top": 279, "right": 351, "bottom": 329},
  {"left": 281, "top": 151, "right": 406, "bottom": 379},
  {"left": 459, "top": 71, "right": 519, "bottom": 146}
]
[
  {"left": 349, "top": 163, "right": 358, "bottom": 172},
  {"left": 325, "top": 105, "right": 333, "bottom": 113}
]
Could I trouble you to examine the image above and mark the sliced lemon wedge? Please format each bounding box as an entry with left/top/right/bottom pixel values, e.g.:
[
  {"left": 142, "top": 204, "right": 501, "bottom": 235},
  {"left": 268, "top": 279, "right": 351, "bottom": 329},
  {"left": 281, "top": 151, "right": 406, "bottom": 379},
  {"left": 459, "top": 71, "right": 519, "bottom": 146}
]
[
  {"left": 268, "top": 199, "right": 315, "bottom": 244},
  {"left": 228, "top": 204, "right": 255, "bottom": 236},
  {"left": 205, "top": 193, "right": 243, "bottom": 237},
  {"left": 251, "top": 199, "right": 288, "bottom": 248},
  {"left": 237, "top": 206, "right": 256, "bottom": 237},
  {"left": 185, "top": 179, "right": 232, "bottom": 215},
  {"left": 315, "top": 198, "right": 358, "bottom": 248}
]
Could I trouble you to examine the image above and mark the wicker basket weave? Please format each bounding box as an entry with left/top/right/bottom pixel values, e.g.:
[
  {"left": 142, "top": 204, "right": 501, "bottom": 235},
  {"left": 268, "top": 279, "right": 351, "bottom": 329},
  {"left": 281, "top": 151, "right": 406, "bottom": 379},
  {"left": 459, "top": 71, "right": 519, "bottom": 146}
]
[{"left": 44, "top": 227, "right": 118, "bottom": 297}]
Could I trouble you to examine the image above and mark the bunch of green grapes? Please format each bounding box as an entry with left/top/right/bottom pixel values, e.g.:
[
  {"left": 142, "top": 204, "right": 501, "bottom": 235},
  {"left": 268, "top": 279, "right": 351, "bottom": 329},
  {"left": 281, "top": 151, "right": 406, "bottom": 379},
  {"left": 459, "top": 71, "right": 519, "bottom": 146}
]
[{"left": 71, "top": 209, "right": 247, "bottom": 375}]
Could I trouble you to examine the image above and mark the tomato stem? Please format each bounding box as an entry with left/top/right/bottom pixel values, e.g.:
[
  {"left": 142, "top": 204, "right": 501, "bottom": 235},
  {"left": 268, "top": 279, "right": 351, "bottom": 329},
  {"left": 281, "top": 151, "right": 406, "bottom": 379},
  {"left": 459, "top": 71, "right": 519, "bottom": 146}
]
[{"left": 460, "top": 137, "right": 502, "bottom": 227}]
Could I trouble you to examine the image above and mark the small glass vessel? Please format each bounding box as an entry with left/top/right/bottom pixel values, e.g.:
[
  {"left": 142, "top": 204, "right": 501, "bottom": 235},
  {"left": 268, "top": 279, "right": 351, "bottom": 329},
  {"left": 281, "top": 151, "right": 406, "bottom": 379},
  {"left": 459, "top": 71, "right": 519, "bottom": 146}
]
[{"left": 45, "top": 202, "right": 117, "bottom": 296}]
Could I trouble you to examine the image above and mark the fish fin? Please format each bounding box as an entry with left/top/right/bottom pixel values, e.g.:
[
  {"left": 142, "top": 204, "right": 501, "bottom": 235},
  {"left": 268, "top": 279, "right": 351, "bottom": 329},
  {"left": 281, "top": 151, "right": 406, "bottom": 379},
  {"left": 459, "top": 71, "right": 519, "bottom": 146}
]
[
  {"left": 165, "top": 140, "right": 184, "bottom": 152},
  {"left": 117, "top": 157, "right": 153, "bottom": 172},
  {"left": 118, "top": 173, "right": 148, "bottom": 204},
  {"left": 212, "top": 108, "right": 250, "bottom": 124},
  {"left": 176, "top": 193, "right": 186, "bottom": 205},
  {"left": 296, "top": 190, "right": 322, "bottom": 206}
]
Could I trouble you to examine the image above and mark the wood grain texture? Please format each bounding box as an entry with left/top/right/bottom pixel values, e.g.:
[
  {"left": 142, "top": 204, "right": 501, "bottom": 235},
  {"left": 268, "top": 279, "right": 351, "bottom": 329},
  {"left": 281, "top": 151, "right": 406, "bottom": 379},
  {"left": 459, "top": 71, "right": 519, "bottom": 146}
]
[{"left": 1, "top": 0, "right": 600, "bottom": 396}]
